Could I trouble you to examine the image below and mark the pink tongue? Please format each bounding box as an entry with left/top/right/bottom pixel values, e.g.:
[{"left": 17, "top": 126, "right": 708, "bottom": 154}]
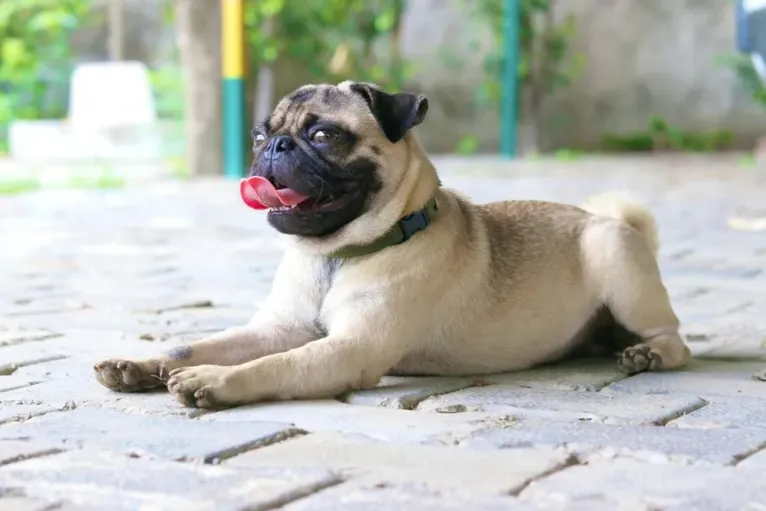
[{"left": 240, "top": 176, "right": 311, "bottom": 210}]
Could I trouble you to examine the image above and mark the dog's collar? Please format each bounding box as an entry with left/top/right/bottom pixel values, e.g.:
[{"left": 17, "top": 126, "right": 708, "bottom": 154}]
[{"left": 329, "top": 198, "right": 439, "bottom": 259}]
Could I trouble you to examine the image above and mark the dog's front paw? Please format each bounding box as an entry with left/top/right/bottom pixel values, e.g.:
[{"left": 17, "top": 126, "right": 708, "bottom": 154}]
[
  {"left": 167, "top": 366, "right": 240, "bottom": 409},
  {"left": 94, "top": 359, "right": 163, "bottom": 392},
  {"left": 618, "top": 344, "right": 663, "bottom": 374}
]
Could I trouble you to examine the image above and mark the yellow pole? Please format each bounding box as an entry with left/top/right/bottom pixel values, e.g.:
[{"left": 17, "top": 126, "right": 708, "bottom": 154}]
[{"left": 222, "top": 0, "right": 245, "bottom": 179}]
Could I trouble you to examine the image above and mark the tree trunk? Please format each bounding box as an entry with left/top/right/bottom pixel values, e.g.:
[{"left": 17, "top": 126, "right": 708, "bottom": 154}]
[
  {"left": 174, "top": 0, "right": 222, "bottom": 176},
  {"left": 107, "top": 0, "right": 125, "bottom": 61}
]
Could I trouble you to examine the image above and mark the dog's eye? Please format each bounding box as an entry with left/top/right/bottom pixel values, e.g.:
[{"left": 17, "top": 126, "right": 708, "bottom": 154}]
[
  {"left": 311, "top": 130, "right": 337, "bottom": 144},
  {"left": 253, "top": 133, "right": 267, "bottom": 147}
]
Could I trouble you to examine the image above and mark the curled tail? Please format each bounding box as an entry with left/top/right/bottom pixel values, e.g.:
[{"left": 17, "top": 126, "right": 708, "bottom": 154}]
[{"left": 580, "top": 191, "right": 659, "bottom": 258}]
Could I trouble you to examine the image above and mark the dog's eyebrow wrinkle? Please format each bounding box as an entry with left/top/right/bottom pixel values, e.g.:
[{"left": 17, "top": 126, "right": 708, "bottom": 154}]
[
  {"left": 321, "top": 86, "right": 348, "bottom": 110},
  {"left": 252, "top": 122, "right": 268, "bottom": 136},
  {"left": 288, "top": 86, "right": 317, "bottom": 103},
  {"left": 267, "top": 102, "right": 291, "bottom": 134}
]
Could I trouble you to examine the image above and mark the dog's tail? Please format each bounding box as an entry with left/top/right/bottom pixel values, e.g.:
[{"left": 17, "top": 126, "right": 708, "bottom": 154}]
[{"left": 579, "top": 191, "right": 659, "bottom": 258}]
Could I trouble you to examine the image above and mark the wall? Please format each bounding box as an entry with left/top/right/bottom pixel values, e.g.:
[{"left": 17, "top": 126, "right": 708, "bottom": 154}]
[
  {"left": 73, "top": 0, "right": 766, "bottom": 154},
  {"left": 397, "top": 0, "right": 766, "bottom": 153}
]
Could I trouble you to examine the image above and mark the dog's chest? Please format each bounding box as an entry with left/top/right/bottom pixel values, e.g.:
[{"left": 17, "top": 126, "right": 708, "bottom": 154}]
[
  {"left": 313, "top": 258, "right": 342, "bottom": 334},
  {"left": 314, "top": 259, "right": 386, "bottom": 333}
]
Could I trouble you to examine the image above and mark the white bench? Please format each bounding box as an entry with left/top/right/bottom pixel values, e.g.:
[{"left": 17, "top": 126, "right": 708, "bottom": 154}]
[{"left": 9, "top": 61, "right": 179, "bottom": 163}]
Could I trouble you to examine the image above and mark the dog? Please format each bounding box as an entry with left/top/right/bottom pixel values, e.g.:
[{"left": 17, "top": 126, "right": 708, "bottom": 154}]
[{"left": 94, "top": 81, "right": 691, "bottom": 409}]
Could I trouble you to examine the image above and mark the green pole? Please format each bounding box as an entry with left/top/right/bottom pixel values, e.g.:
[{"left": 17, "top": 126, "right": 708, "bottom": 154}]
[
  {"left": 500, "top": 0, "right": 520, "bottom": 158},
  {"left": 222, "top": 0, "right": 245, "bottom": 179}
]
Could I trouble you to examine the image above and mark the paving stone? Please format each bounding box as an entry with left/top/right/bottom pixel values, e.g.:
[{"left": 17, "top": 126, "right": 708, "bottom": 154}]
[
  {"left": 667, "top": 397, "right": 766, "bottom": 430},
  {"left": 342, "top": 375, "right": 476, "bottom": 409},
  {"left": 226, "top": 432, "right": 572, "bottom": 494},
  {"left": 603, "top": 360, "right": 766, "bottom": 399},
  {"left": 0, "top": 493, "right": 80, "bottom": 511},
  {"left": 0, "top": 378, "right": 192, "bottom": 417},
  {"left": 519, "top": 458, "right": 766, "bottom": 510},
  {"left": 680, "top": 323, "right": 766, "bottom": 360},
  {"left": 460, "top": 419, "right": 766, "bottom": 464},
  {"left": 0, "top": 375, "right": 40, "bottom": 393},
  {"left": 0, "top": 405, "right": 60, "bottom": 425},
  {"left": 737, "top": 448, "right": 766, "bottom": 469},
  {"left": 0, "top": 328, "right": 61, "bottom": 348},
  {"left": 0, "top": 342, "right": 69, "bottom": 375},
  {"left": 197, "top": 399, "right": 515, "bottom": 445},
  {"left": 0, "top": 360, "right": 193, "bottom": 417},
  {"left": 416, "top": 385, "right": 704, "bottom": 425},
  {"left": 2, "top": 159, "right": 766, "bottom": 509},
  {"left": 279, "top": 482, "right": 555, "bottom": 511},
  {"left": 0, "top": 440, "right": 61, "bottom": 466},
  {"left": 0, "top": 407, "right": 301, "bottom": 462},
  {"left": 477, "top": 359, "right": 628, "bottom": 391},
  {"left": 281, "top": 483, "right": 649, "bottom": 511},
  {"left": 0, "top": 449, "right": 339, "bottom": 511}
]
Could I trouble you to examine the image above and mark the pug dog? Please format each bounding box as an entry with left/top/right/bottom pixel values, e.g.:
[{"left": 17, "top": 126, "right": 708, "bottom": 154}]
[{"left": 94, "top": 81, "right": 691, "bottom": 409}]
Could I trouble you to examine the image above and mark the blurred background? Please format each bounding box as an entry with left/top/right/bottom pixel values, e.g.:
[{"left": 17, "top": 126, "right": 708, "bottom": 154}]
[{"left": 0, "top": 0, "right": 765, "bottom": 190}]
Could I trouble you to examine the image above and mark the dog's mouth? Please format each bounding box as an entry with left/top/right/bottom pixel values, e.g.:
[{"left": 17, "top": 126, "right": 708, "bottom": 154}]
[{"left": 240, "top": 176, "right": 355, "bottom": 214}]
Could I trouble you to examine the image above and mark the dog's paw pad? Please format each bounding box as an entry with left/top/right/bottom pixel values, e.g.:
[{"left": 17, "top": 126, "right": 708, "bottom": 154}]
[
  {"left": 618, "top": 344, "right": 663, "bottom": 374},
  {"left": 94, "top": 359, "right": 162, "bottom": 392}
]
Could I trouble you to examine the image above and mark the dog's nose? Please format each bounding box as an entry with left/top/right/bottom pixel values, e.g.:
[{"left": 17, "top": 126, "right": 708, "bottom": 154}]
[{"left": 270, "top": 136, "right": 295, "bottom": 153}]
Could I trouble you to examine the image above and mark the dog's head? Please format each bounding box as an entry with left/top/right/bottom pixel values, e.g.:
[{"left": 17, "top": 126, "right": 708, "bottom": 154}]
[{"left": 244, "top": 81, "right": 434, "bottom": 248}]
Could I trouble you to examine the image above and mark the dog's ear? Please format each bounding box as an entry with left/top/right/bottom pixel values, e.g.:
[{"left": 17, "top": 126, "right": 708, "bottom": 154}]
[{"left": 349, "top": 83, "right": 428, "bottom": 144}]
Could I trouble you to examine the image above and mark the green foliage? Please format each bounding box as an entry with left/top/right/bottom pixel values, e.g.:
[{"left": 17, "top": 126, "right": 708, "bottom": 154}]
[
  {"left": 453, "top": 0, "right": 584, "bottom": 153},
  {"left": 460, "top": 0, "right": 585, "bottom": 109},
  {"left": 148, "top": 65, "right": 184, "bottom": 120},
  {"left": 0, "top": 0, "right": 88, "bottom": 122},
  {"left": 455, "top": 136, "right": 480, "bottom": 155},
  {"left": 0, "top": 0, "right": 89, "bottom": 152},
  {"left": 601, "top": 116, "right": 733, "bottom": 153},
  {"left": 715, "top": 53, "right": 766, "bottom": 107},
  {"left": 0, "top": 177, "right": 40, "bottom": 195},
  {"left": 245, "top": 0, "right": 412, "bottom": 91}
]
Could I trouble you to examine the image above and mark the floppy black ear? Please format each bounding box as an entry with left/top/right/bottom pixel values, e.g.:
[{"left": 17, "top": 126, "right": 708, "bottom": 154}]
[{"left": 349, "top": 83, "right": 429, "bottom": 143}]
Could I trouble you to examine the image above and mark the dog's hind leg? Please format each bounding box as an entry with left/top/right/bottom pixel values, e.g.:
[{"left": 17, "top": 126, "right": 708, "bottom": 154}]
[{"left": 582, "top": 220, "right": 691, "bottom": 375}]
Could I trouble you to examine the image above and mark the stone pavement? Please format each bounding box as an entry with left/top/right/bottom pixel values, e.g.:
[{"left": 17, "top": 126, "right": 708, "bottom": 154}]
[{"left": 1, "top": 155, "right": 766, "bottom": 510}]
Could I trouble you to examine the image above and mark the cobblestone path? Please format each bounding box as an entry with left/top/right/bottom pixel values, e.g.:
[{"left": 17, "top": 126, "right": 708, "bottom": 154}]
[{"left": 1, "top": 156, "right": 766, "bottom": 510}]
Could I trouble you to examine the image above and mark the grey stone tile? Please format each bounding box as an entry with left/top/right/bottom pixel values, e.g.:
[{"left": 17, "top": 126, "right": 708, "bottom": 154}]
[
  {"left": 416, "top": 385, "right": 704, "bottom": 425},
  {"left": 0, "top": 408, "right": 301, "bottom": 462},
  {"left": 342, "top": 375, "right": 476, "bottom": 409},
  {"left": 0, "top": 341, "right": 69, "bottom": 375},
  {"left": 197, "top": 399, "right": 514, "bottom": 445},
  {"left": 279, "top": 482, "right": 540, "bottom": 511},
  {"left": 668, "top": 397, "right": 766, "bottom": 430},
  {"left": 460, "top": 420, "right": 766, "bottom": 464},
  {"left": 0, "top": 449, "right": 339, "bottom": 511},
  {"left": 0, "top": 360, "right": 191, "bottom": 417},
  {"left": 0, "top": 375, "right": 40, "bottom": 393},
  {"left": 477, "top": 359, "right": 628, "bottom": 391},
  {"left": 737, "top": 448, "right": 766, "bottom": 469},
  {"left": 0, "top": 440, "right": 61, "bottom": 467},
  {"left": 0, "top": 328, "right": 61, "bottom": 348},
  {"left": 603, "top": 360, "right": 766, "bottom": 399},
  {"left": 2, "top": 160, "right": 766, "bottom": 510},
  {"left": 680, "top": 323, "right": 766, "bottom": 360},
  {"left": 226, "top": 432, "right": 572, "bottom": 494},
  {"left": 0, "top": 405, "right": 60, "bottom": 426},
  {"left": 519, "top": 458, "right": 766, "bottom": 510},
  {"left": 0, "top": 494, "right": 76, "bottom": 511}
]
